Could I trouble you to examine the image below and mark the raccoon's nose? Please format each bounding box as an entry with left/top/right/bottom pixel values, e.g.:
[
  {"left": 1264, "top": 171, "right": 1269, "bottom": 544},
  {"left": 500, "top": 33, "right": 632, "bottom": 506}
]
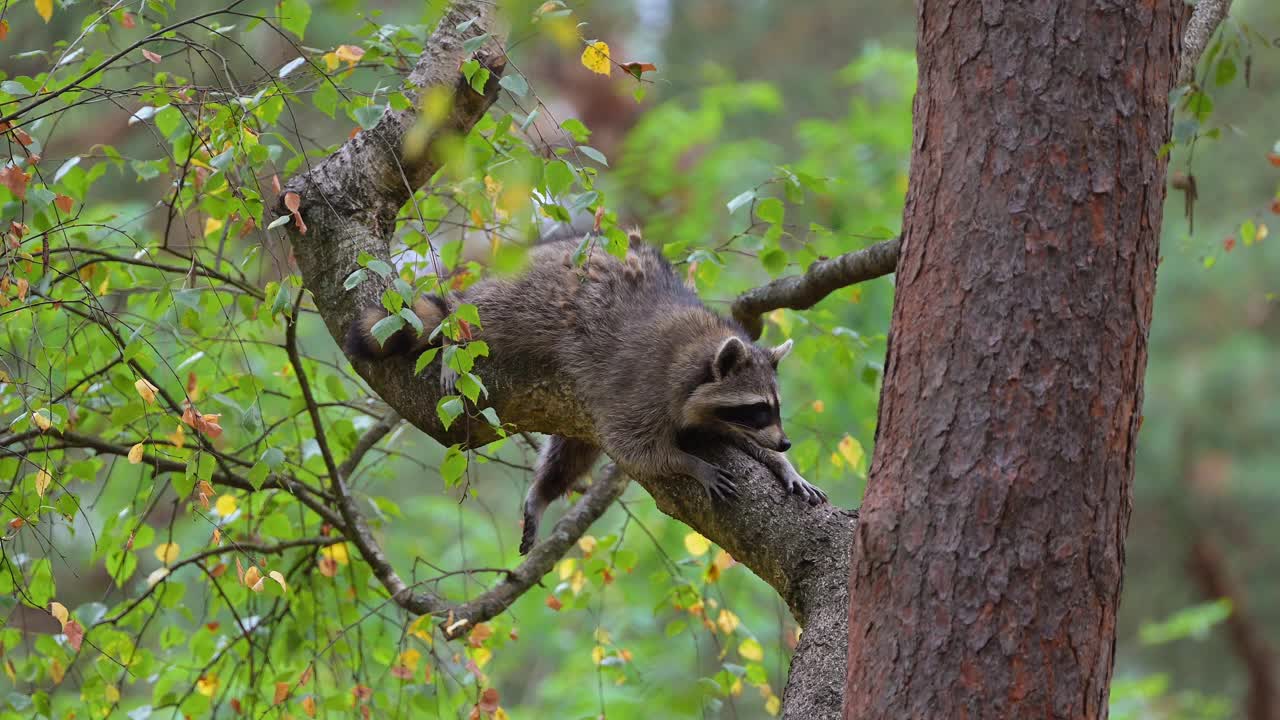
[{"left": 778, "top": 438, "right": 792, "bottom": 452}]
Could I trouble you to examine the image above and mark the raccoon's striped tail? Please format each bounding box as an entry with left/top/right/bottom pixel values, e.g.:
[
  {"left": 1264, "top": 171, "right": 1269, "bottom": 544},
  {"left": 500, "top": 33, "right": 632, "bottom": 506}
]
[{"left": 344, "top": 295, "right": 449, "bottom": 360}]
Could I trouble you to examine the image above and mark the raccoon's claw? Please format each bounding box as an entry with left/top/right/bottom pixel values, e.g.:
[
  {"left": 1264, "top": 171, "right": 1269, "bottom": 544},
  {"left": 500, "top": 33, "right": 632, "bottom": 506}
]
[
  {"left": 440, "top": 362, "right": 459, "bottom": 396},
  {"left": 782, "top": 472, "right": 827, "bottom": 506},
  {"left": 699, "top": 467, "right": 738, "bottom": 503}
]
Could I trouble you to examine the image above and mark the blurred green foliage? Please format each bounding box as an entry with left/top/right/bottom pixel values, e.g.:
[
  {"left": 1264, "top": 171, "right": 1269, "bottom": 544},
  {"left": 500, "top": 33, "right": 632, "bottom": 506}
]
[{"left": 0, "top": 0, "right": 1276, "bottom": 718}]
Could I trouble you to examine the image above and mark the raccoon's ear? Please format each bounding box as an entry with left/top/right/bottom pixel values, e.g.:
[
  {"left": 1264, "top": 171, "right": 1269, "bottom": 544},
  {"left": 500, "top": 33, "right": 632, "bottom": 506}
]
[
  {"left": 768, "top": 339, "right": 794, "bottom": 367},
  {"left": 712, "top": 336, "right": 748, "bottom": 379}
]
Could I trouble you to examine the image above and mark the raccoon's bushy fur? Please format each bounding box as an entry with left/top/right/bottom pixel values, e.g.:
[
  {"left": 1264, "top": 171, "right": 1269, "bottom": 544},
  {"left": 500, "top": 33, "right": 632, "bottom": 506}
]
[{"left": 346, "top": 234, "right": 826, "bottom": 555}]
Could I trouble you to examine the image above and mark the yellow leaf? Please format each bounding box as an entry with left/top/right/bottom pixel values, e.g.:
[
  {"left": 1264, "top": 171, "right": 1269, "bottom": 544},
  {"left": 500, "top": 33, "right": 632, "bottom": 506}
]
[
  {"left": 591, "top": 646, "right": 606, "bottom": 665},
  {"left": 334, "top": 44, "right": 365, "bottom": 64},
  {"left": 204, "top": 217, "right": 224, "bottom": 237},
  {"left": 319, "top": 542, "right": 349, "bottom": 565},
  {"left": 322, "top": 52, "right": 340, "bottom": 72},
  {"left": 578, "top": 535, "right": 597, "bottom": 555},
  {"left": 765, "top": 694, "right": 781, "bottom": 716},
  {"left": 154, "top": 542, "right": 180, "bottom": 564},
  {"left": 34, "top": 470, "right": 51, "bottom": 498},
  {"left": 471, "top": 646, "right": 492, "bottom": 668},
  {"left": 167, "top": 424, "right": 186, "bottom": 449},
  {"left": 716, "top": 609, "right": 740, "bottom": 635},
  {"left": 50, "top": 657, "right": 65, "bottom": 684},
  {"left": 35, "top": 0, "right": 53, "bottom": 23},
  {"left": 580, "top": 41, "right": 611, "bottom": 76},
  {"left": 97, "top": 277, "right": 110, "bottom": 296},
  {"left": 268, "top": 570, "right": 287, "bottom": 593},
  {"left": 399, "top": 648, "right": 421, "bottom": 670},
  {"left": 214, "top": 494, "right": 238, "bottom": 516},
  {"left": 128, "top": 443, "right": 145, "bottom": 464},
  {"left": 838, "top": 435, "right": 864, "bottom": 470},
  {"left": 811, "top": 400, "right": 825, "bottom": 414},
  {"left": 593, "top": 628, "right": 611, "bottom": 645},
  {"left": 558, "top": 557, "right": 576, "bottom": 581},
  {"left": 134, "top": 378, "right": 158, "bottom": 404},
  {"left": 104, "top": 684, "right": 121, "bottom": 703},
  {"left": 739, "top": 637, "right": 764, "bottom": 662},
  {"left": 244, "top": 565, "right": 264, "bottom": 591},
  {"left": 196, "top": 675, "right": 218, "bottom": 697},
  {"left": 1258, "top": 223, "right": 1270, "bottom": 243},
  {"left": 683, "top": 532, "right": 710, "bottom": 557},
  {"left": 570, "top": 569, "right": 585, "bottom": 595},
  {"left": 31, "top": 411, "right": 51, "bottom": 432},
  {"left": 49, "top": 601, "right": 69, "bottom": 630}
]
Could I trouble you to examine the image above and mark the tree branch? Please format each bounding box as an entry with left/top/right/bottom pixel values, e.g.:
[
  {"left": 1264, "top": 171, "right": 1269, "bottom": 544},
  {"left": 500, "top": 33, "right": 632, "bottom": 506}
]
[
  {"left": 1178, "top": 0, "right": 1234, "bottom": 87},
  {"left": 277, "top": 3, "right": 855, "bottom": 716},
  {"left": 731, "top": 238, "right": 900, "bottom": 339}
]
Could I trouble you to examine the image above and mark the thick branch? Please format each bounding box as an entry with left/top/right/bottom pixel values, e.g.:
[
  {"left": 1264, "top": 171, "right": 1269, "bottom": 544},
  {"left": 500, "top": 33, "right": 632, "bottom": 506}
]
[
  {"left": 731, "top": 238, "right": 900, "bottom": 339},
  {"left": 1178, "top": 0, "right": 1234, "bottom": 86},
  {"left": 279, "top": 3, "right": 855, "bottom": 716}
]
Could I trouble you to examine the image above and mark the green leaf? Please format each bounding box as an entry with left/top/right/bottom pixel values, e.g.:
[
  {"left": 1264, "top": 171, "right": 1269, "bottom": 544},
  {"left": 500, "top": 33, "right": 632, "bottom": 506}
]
[
  {"left": 755, "top": 197, "right": 784, "bottom": 225},
  {"left": 313, "top": 81, "right": 339, "bottom": 118},
  {"left": 399, "top": 307, "right": 424, "bottom": 333},
  {"left": 354, "top": 104, "right": 386, "bottom": 130},
  {"left": 413, "top": 347, "right": 441, "bottom": 375},
  {"left": 561, "top": 118, "right": 590, "bottom": 142},
  {"left": 279, "top": 0, "right": 311, "bottom": 40},
  {"left": 462, "top": 33, "right": 491, "bottom": 53},
  {"left": 499, "top": 74, "right": 529, "bottom": 97},
  {"left": 370, "top": 315, "right": 406, "bottom": 347},
  {"left": 437, "top": 396, "right": 465, "bottom": 430},
  {"left": 1242, "top": 220, "right": 1257, "bottom": 247},
  {"left": 1214, "top": 56, "right": 1237, "bottom": 87},
  {"left": 453, "top": 303, "right": 481, "bottom": 327},
  {"left": 545, "top": 160, "right": 575, "bottom": 197},
  {"left": 456, "top": 372, "right": 486, "bottom": 403},
  {"left": 577, "top": 145, "right": 608, "bottom": 166},
  {"left": 440, "top": 445, "right": 468, "bottom": 486},
  {"left": 262, "top": 447, "right": 286, "bottom": 469},
  {"left": 760, "top": 248, "right": 787, "bottom": 276},
  {"left": 364, "top": 258, "right": 394, "bottom": 278},
  {"left": 343, "top": 268, "right": 367, "bottom": 291}
]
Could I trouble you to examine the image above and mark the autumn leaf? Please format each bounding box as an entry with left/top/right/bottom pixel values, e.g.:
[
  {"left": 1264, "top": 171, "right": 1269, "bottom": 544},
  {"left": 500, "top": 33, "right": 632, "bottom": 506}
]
[
  {"left": 0, "top": 165, "right": 30, "bottom": 199},
  {"left": 64, "top": 619, "right": 84, "bottom": 651},
  {"left": 620, "top": 61, "right": 657, "bottom": 78},
  {"left": 301, "top": 696, "right": 317, "bottom": 718},
  {"left": 318, "top": 556, "right": 338, "bottom": 577},
  {"left": 268, "top": 570, "right": 287, "bottom": 593},
  {"left": 283, "top": 191, "right": 307, "bottom": 234},
  {"left": 142, "top": 49, "right": 162, "bottom": 63},
  {"left": 319, "top": 542, "right": 349, "bottom": 565},
  {"left": 196, "top": 675, "right": 219, "bottom": 697},
  {"left": 134, "top": 378, "right": 159, "bottom": 404},
  {"left": 274, "top": 682, "right": 290, "bottom": 705},
  {"left": 50, "top": 657, "right": 65, "bottom": 684},
  {"left": 181, "top": 401, "right": 224, "bottom": 438},
  {"left": 739, "top": 636, "right": 764, "bottom": 662},
  {"left": 154, "top": 542, "right": 180, "bottom": 564},
  {"left": 16, "top": 277, "right": 28, "bottom": 301},
  {"left": 334, "top": 44, "right": 365, "bottom": 64},
  {"left": 683, "top": 532, "right": 710, "bottom": 557},
  {"left": 54, "top": 194, "right": 73, "bottom": 214},
  {"left": 128, "top": 443, "right": 145, "bottom": 464},
  {"left": 214, "top": 494, "right": 238, "bottom": 516},
  {"left": 244, "top": 565, "right": 265, "bottom": 591},
  {"left": 35, "top": 469, "right": 51, "bottom": 498},
  {"left": 577, "top": 534, "right": 597, "bottom": 556},
  {"left": 478, "top": 688, "right": 500, "bottom": 713},
  {"left": 35, "top": 0, "right": 53, "bottom": 23},
  {"left": 0, "top": 19, "right": 9, "bottom": 40},
  {"left": 120, "top": 12, "right": 136, "bottom": 29},
  {"left": 49, "top": 601, "right": 69, "bottom": 630},
  {"left": 581, "top": 41, "right": 611, "bottom": 76},
  {"left": 716, "top": 609, "right": 741, "bottom": 635},
  {"left": 545, "top": 594, "right": 563, "bottom": 611},
  {"left": 467, "top": 623, "right": 493, "bottom": 648}
]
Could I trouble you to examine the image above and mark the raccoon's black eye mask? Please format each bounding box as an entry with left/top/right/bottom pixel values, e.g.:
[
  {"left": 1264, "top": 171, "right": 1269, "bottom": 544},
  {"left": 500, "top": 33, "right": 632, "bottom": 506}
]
[{"left": 715, "top": 402, "right": 774, "bottom": 429}]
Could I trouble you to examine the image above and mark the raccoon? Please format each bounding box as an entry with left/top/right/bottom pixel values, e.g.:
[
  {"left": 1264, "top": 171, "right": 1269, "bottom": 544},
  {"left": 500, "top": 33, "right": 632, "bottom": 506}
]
[{"left": 346, "top": 234, "right": 827, "bottom": 555}]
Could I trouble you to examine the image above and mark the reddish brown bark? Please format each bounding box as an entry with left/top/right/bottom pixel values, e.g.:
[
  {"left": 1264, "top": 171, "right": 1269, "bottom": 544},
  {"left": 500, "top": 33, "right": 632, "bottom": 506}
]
[{"left": 844, "top": 1, "right": 1188, "bottom": 717}]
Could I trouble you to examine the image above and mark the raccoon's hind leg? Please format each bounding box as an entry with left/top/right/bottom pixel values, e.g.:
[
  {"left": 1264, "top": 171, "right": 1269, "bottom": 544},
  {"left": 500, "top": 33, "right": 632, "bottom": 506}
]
[{"left": 520, "top": 436, "right": 601, "bottom": 555}]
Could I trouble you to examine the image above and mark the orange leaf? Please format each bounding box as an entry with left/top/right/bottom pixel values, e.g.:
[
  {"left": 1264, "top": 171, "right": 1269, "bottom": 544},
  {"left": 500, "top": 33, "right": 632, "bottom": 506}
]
[
  {"left": 334, "top": 45, "right": 365, "bottom": 64},
  {"left": 13, "top": 128, "right": 32, "bottom": 146},
  {"left": 64, "top": 619, "right": 84, "bottom": 651},
  {"left": 0, "top": 19, "right": 9, "bottom": 40},
  {"left": 274, "top": 682, "right": 290, "bottom": 705},
  {"left": 54, "top": 194, "right": 73, "bottom": 214},
  {"left": 545, "top": 594, "right": 562, "bottom": 611},
  {"left": 121, "top": 12, "right": 136, "bottom": 29},
  {"left": 283, "top": 191, "right": 307, "bottom": 234},
  {"left": 0, "top": 166, "right": 30, "bottom": 200},
  {"left": 621, "top": 61, "right": 657, "bottom": 77},
  {"left": 479, "top": 688, "right": 500, "bottom": 713}
]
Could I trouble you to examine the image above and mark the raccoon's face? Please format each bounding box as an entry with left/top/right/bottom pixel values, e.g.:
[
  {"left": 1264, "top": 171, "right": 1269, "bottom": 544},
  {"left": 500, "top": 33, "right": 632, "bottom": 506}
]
[{"left": 684, "top": 336, "right": 795, "bottom": 452}]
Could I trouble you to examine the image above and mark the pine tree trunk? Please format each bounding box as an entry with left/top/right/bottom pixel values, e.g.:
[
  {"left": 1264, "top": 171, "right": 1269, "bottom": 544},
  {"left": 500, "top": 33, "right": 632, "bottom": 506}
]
[{"left": 844, "top": 1, "right": 1188, "bottom": 717}]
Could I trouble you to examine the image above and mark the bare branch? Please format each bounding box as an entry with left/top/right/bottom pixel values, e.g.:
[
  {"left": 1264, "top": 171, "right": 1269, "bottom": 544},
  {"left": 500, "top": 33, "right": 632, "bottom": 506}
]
[
  {"left": 1179, "top": 0, "right": 1234, "bottom": 87},
  {"left": 731, "top": 238, "right": 900, "bottom": 339},
  {"left": 438, "top": 467, "right": 630, "bottom": 638}
]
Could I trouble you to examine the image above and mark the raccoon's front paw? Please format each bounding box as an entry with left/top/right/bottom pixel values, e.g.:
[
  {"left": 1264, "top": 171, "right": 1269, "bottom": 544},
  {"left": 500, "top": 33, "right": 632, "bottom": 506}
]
[
  {"left": 518, "top": 511, "right": 538, "bottom": 556},
  {"left": 695, "top": 464, "right": 738, "bottom": 503},
  {"left": 439, "top": 362, "right": 459, "bottom": 395},
  {"left": 780, "top": 468, "right": 827, "bottom": 506}
]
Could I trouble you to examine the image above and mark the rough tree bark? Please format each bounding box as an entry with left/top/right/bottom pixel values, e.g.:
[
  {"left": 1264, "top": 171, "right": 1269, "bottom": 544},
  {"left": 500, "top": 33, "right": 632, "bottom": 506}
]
[{"left": 844, "top": 1, "right": 1189, "bottom": 717}]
